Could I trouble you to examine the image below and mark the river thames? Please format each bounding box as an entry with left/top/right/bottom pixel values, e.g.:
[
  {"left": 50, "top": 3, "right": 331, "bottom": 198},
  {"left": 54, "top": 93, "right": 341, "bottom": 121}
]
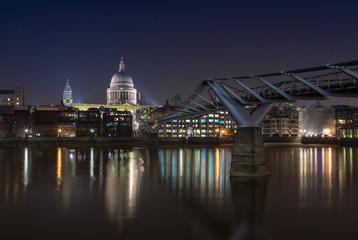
[{"left": 0, "top": 145, "right": 357, "bottom": 239}]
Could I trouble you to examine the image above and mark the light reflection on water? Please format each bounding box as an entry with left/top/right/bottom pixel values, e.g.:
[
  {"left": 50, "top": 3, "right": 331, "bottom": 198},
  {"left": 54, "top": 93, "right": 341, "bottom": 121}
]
[
  {"left": 158, "top": 148, "right": 231, "bottom": 200},
  {"left": 0, "top": 146, "right": 358, "bottom": 239}
]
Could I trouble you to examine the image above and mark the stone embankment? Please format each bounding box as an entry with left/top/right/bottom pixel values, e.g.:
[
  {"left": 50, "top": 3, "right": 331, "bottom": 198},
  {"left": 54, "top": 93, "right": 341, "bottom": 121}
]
[
  {"left": 0, "top": 136, "right": 226, "bottom": 148},
  {"left": 301, "top": 136, "right": 358, "bottom": 146}
]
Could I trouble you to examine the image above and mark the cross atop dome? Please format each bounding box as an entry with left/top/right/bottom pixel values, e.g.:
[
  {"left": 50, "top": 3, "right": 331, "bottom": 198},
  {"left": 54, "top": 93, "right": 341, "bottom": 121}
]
[{"left": 119, "top": 55, "right": 125, "bottom": 72}]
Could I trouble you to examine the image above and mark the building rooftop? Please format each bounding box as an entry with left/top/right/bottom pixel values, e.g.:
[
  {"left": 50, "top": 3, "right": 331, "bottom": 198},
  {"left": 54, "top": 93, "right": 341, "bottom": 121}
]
[{"left": 0, "top": 90, "right": 15, "bottom": 94}]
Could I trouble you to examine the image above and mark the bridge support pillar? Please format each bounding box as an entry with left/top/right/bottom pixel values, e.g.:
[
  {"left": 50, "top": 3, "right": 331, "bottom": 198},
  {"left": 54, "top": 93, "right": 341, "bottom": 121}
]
[
  {"left": 149, "top": 132, "right": 159, "bottom": 147},
  {"left": 231, "top": 127, "right": 270, "bottom": 177}
]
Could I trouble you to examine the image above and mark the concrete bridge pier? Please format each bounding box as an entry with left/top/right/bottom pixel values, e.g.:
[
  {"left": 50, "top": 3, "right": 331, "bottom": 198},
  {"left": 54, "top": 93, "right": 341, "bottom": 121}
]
[
  {"left": 205, "top": 80, "right": 274, "bottom": 177},
  {"left": 231, "top": 127, "right": 270, "bottom": 177},
  {"left": 141, "top": 120, "right": 162, "bottom": 147},
  {"left": 149, "top": 132, "right": 159, "bottom": 147}
]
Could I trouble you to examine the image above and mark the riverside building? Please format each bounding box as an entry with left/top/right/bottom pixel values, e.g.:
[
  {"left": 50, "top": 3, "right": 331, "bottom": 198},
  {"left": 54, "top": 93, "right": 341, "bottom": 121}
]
[
  {"left": 0, "top": 87, "right": 24, "bottom": 107},
  {"left": 0, "top": 106, "right": 133, "bottom": 137},
  {"left": 140, "top": 102, "right": 237, "bottom": 137},
  {"left": 334, "top": 105, "right": 358, "bottom": 138},
  {"left": 141, "top": 102, "right": 301, "bottom": 138},
  {"left": 158, "top": 110, "right": 237, "bottom": 137},
  {"left": 262, "top": 104, "right": 300, "bottom": 137}
]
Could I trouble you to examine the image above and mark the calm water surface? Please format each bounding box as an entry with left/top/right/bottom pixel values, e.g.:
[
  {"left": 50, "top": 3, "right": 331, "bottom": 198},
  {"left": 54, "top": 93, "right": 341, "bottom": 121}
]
[{"left": 0, "top": 145, "right": 357, "bottom": 239}]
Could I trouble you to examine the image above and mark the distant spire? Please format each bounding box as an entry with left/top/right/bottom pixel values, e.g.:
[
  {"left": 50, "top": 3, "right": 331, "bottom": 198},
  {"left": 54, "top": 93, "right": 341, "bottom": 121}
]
[
  {"left": 119, "top": 55, "right": 125, "bottom": 72},
  {"left": 65, "top": 79, "right": 71, "bottom": 90}
]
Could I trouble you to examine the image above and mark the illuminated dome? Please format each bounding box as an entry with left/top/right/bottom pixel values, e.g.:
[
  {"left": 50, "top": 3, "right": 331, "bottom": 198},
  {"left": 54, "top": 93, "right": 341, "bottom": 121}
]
[
  {"left": 107, "top": 56, "right": 137, "bottom": 105},
  {"left": 110, "top": 58, "right": 134, "bottom": 88}
]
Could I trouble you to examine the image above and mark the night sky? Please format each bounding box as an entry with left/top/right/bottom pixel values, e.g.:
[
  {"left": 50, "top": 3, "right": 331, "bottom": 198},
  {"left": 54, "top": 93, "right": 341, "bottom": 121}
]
[{"left": 1, "top": 0, "right": 358, "bottom": 106}]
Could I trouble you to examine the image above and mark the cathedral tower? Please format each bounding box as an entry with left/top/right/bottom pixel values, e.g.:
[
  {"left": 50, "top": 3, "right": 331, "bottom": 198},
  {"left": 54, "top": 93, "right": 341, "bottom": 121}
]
[{"left": 62, "top": 79, "right": 73, "bottom": 106}]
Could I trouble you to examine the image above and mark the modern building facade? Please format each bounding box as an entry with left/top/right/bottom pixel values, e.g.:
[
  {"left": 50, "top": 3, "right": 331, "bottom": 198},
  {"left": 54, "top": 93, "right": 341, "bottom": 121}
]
[
  {"left": 157, "top": 110, "right": 237, "bottom": 137},
  {"left": 0, "top": 87, "right": 24, "bottom": 107},
  {"left": 77, "top": 107, "right": 132, "bottom": 137},
  {"left": 140, "top": 102, "right": 237, "bottom": 137},
  {"left": 334, "top": 105, "right": 358, "bottom": 138}
]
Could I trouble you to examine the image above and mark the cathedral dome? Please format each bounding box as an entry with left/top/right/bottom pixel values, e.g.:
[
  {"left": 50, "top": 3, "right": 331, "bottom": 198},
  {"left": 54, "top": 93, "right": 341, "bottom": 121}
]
[
  {"left": 110, "top": 56, "right": 134, "bottom": 88},
  {"left": 107, "top": 55, "right": 138, "bottom": 105},
  {"left": 110, "top": 71, "right": 134, "bottom": 87}
]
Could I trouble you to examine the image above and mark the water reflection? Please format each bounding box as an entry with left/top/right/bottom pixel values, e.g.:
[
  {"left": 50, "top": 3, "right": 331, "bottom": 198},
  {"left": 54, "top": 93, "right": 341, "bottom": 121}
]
[
  {"left": 266, "top": 146, "right": 358, "bottom": 240},
  {"left": 57, "top": 148, "right": 62, "bottom": 189},
  {"left": 158, "top": 148, "right": 231, "bottom": 199},
  {"left": 1, "top": 146, "right": 358, "bottom": 239},
  {"left": 229, "top": 177, "right": 270, "bottom": 240},
  {"left": 23, "top": 147, "right": 31, "bottom": 188}
]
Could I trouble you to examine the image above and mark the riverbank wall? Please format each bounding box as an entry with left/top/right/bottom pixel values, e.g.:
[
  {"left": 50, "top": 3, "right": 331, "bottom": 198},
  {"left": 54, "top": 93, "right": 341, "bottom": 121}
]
[
  {"left": 0, "top": 136, "right": 223, "bottom": 148},
  {"left": 1, "top": 136, "right": 358, "bottom": 148}
]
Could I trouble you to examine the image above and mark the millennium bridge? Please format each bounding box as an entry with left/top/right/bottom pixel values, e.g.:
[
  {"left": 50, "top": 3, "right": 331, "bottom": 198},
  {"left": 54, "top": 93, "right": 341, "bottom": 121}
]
[{"left": 143, "top": 60, "right": 358, "bottom": 177}]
